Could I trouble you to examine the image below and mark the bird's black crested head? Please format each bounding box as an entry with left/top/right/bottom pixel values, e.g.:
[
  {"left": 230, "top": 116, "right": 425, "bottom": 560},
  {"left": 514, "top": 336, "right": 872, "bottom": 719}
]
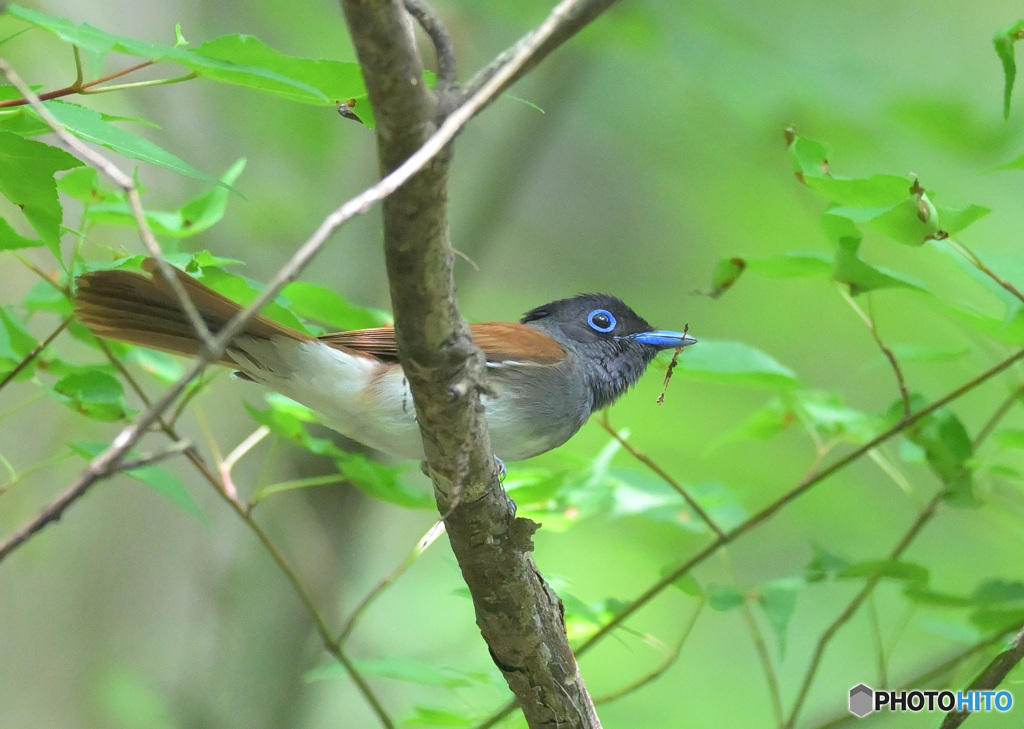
[{"left": 521, "top": 294, "right": 691, "bottom": 410}]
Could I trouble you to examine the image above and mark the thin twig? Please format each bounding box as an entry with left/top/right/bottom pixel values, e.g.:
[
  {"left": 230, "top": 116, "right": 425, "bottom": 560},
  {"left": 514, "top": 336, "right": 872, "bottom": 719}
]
[
  {"left": 973, "top": 379, "right": 1024, "bottom": 448},
  {"left": 841, "top": 289, "right": 910, "bottom": 417},
  {"left": 403, "top": 0, "right": 457, "bottom": 92},
  {"left": 0, "top": 315, "right": 72, "bottom": 392},
  {"left": 939, "top": 624, "right": 1024, "bottom": 728},
  {"left": 782, "top": 491, "right": 944, "bottom": 729},
  {"left": 335, "top": 520, "right": 446, "bottom": 645},
  {"left": 598, "top": 412, "right": 725, "bottom": 538},
  {"left": 741, "top": 603, "right": 785, "bottom": 726},
  {"left": 946, "top": 237, "right": 1024, "bottom": 306},
  {"left": 114, "top": 440, "right": 194, "bottom": 471},
  {"left": 573, "top": 347, "right": 1024, "bottom": 658},
  {"left": 0, "top": 59, "right": 157, "bottom": 108},
  {"left": 0, "top": 0, "right": 624, "bottom": 566},
  {"left": 811, "top": 619, "right": 1024, "bottom": 729},
  {"left": 95, "top": 340, "right": 396, "bottom": 729},
  {"left": 591, "top": 601, "right": 705, "bottom": 705}
]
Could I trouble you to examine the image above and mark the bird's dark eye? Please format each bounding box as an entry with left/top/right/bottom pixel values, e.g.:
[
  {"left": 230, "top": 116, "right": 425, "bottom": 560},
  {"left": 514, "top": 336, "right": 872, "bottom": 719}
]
[{"left": 587, "top": 309, "right": 617, "bottom": 333}]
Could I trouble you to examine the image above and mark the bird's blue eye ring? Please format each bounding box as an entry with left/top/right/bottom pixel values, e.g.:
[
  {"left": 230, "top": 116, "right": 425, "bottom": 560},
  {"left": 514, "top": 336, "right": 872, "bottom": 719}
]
[{"left": 587, "top": 309, "right": 617, "bottom": 333}]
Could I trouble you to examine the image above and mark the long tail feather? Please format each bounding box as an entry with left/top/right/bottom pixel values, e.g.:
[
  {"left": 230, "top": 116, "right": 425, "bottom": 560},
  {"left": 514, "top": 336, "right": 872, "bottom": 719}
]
[{"left": 74, "top": 259, "right": 308, "bottom": 364}]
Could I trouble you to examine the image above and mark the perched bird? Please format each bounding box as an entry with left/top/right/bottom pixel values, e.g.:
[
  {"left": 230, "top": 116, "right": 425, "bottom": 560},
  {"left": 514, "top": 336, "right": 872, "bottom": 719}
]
[{"left": 74, "top": 260, "right": 696, "bottom": 461}]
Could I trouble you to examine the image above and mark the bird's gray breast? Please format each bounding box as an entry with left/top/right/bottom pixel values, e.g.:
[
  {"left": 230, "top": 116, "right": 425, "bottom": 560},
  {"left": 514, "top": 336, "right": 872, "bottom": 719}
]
[{"left": 483, "top": 356, "right": 592, "bottom": 461}]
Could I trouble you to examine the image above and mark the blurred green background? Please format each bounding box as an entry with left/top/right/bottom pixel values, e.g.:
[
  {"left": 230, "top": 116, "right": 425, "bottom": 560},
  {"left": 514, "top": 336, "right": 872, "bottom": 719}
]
[{"left": 3, "top": 0, "right": 1024, "bottom": 727}]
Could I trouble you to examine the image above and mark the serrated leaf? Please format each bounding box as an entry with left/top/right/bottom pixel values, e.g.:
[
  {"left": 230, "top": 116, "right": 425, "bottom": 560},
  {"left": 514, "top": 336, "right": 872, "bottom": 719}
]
[
  {"left": 672, "top": 340, "right": 800, "bottom": 389},
  {"left": 37, "top": 101, "right": 222, "bottom": 186},
  {"left": 192, "top": 35, "right": 364, "bottom": 104},
  {"left": 7, "top": 6, "right": 339, "bottom": 105},
  {"left": 994, "top": 20, "right": 1024, "bottom": 119},
  {"left": 281, "top": 281, "right": 390, "bottom": 331},
  {"left": 333, "top": 452, "right": 432, "bottom": 509},
  {"left": 53, "top": 369, "right": 133, "bottom": 421},
  {"left": 69, "top": 441, "right": 204, "bottom": 519},
  {"left": 0, "top": 130, "right": 81, "bottom": 253},
  {"left": 87, "top": 159, "right": 247, "bottom": 236},
  {"left": 757, "top": 579, "right": 801, "bottom": 659}
]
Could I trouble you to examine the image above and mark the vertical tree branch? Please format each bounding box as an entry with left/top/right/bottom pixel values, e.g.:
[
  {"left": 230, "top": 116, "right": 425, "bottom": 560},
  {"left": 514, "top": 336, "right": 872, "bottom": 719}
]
[{"left": 337, "top": 1, "right": 620, "bottom": 726}]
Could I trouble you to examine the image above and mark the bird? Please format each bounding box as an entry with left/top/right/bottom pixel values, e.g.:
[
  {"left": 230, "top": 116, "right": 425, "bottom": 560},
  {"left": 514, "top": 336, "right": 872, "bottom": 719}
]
[{"left": 73, "top": 259, "right": 697, "bottom": 461}]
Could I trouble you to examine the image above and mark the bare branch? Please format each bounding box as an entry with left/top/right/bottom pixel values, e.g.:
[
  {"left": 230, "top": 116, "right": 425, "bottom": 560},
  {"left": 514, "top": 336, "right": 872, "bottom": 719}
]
[
  {"left": 403, "top": 0, "right": 457, "bottom": 92},
  {"left": 939, "top": 625, "right": 1024, "bottom": 729}
]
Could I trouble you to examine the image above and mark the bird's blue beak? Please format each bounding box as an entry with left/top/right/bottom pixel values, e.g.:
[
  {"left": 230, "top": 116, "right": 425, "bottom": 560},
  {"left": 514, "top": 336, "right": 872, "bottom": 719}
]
[{"left": 629, "top": 330, "right": 698, "bottom": 349}]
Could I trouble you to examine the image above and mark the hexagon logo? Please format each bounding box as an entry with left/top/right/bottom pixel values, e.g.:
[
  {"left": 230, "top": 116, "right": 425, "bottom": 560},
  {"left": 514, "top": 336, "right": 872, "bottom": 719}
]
[{"left": 849, "top": 684, "right": 874, "bottom": 718}]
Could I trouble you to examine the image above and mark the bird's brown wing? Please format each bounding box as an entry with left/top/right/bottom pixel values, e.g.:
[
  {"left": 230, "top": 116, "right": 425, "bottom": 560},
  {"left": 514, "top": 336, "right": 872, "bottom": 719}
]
[{"left": 319, "top": 322, "right": 563, "bottom": 364}]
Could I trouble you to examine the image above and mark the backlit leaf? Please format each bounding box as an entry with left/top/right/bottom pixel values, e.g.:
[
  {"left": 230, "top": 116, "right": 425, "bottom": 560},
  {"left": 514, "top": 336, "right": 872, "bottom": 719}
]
[{"left": 672, "top": 340, "right": 801, "bottom": 389}]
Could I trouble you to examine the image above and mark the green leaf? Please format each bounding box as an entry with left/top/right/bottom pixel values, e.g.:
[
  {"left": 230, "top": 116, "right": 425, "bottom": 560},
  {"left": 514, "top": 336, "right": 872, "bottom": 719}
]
[
  {"left": 0, "top": 214, "right": 44, "bottom": 250},
  {"left": 896, "top": 400, "right": 977, "bottom": 506},
  {"left": 746, "top": 251, "right": 832, "bottom": 279},
  {"left": 37, "top": 101, "right": 222, "bottom": 186},
  {"left": 306, "top": 658, "right": 489, "bottom": 689},
  {"left": 333, "top": 452, "right": 433, "bottom": 509},
  {"left": 903, "top": 587, "right": 976, "bottom": 608},
  {"left": 403, "top": 706, "right": 476, "bottom": 728},
  {"left": 706, "top": 257, "right": 746, "bottom": 298},
  {"left": 970, "top": 607, "right": 1024, "bottom": 632},
  {"left": 838, "top": 560, "right": 930, "bottom": 585},
  {"left": 87, "top": 159, "right": 247, "bottom": 236},
  {"left": 197, "top": 267, "right": 310, "bottom": 333},
  {"left": 125, "top": 348, "right": 185, "bottom": 383},
  {"left": 709, "top": 396, "right": 794, "bottom": 448},
  {"left": 0, "top": 305, "right": 40, "bottom": 379},
  {"left": 805, "top": 544, "right": 850, "bottom": 583},
  {"left": 69, "top": 441, "right": 205, "bottom": 519},
  {"left": 972, "top": 579, "right": 1024, "bottom": 605},
  {"left": 994, "top": 20, "right": 1024, "bottom": 119},
  {"left": 0, "top": 130, "right": 81, "bottom": 253},
  {"left": 708, "top": 584, "right": 745, "bottom": 611},
  {"left": 995, "top": 429, "right": 1024, "bottom": 450},
  {"left": 192, "top": 34, "right": 365, "bottom": 105},
  {"left": 53, "top": 369, "right": 133, "bottom": 421},
  {"left": 757, "top": 578, "right": 801, "bottom": 659},
  {"left": 281, "top": 281, "right": 390, "bottom": 331},
  {"left": 821, "top": 214, "right": 925, "bottom": 294},
  {"left": 247, "top": 395, "right": 431, "bottom": 509},
  {"left": 794, "top": 390, "right": 879, "bottom": 443},
  {"left": 672, "top": 340, "right": 801, "bottom": 389},
  {"left": 6, "top": 7, "right": 343, "bottom": 106},
  {"left": 663, "top": 570, "right": 702, "bottom": 597},
  {"left": 56, "top": 165, "right": 122, "bottom": 204}
]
